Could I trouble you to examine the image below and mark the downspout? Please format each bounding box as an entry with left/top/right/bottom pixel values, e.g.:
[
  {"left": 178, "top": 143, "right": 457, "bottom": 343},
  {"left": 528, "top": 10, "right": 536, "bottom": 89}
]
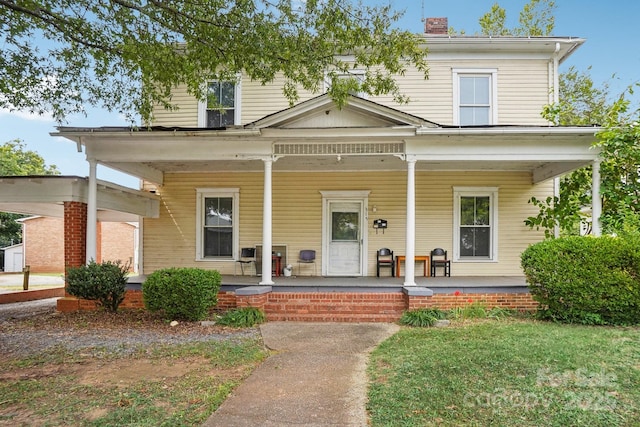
[{"left": 552, "top": 42, "right": 561, "bottom": 238}]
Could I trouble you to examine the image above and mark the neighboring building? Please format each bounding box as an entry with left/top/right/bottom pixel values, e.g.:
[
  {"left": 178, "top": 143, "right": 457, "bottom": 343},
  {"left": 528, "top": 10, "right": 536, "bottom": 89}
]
[
  {"left": 50, "top": 20, "right": 600, "bottom": 286},
  {"left": 19, "top": 216, "right": 138, "bottom": 273},
  {"left": 1, "top": 243, "right": 23, "bottom": 273}
]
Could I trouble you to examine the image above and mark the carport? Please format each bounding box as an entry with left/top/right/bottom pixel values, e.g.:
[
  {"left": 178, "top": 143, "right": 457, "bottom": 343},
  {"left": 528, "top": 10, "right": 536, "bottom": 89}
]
[{"left": 0, "top": 176, "right": 159, "bottom": 270}]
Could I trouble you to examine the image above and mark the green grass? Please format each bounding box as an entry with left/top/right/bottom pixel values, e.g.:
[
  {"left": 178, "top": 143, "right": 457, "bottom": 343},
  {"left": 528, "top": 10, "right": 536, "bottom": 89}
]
[{"left": 368, "top": 319, "right": 640, "bottom": 427}]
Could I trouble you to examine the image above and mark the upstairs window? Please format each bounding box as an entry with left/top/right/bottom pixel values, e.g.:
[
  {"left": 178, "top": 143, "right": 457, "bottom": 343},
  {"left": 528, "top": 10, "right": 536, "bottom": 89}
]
[
  {"left": 198, "top": 79, "right": 241, "bottom": 127},
  {"left": 324, "top": 70, "right": 367, "bottom": 98},
  {"left": 453, "top": 69, "right": 497, "bottom": 126}
]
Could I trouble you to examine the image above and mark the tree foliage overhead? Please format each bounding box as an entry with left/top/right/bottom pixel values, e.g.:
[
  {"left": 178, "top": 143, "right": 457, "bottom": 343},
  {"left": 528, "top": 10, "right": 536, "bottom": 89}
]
[
  {"left": 478, "top": 0, "right": 555, "bottom": 36},
  {"left": 0, "top": 0, "right": 428, "bottom": 123}
]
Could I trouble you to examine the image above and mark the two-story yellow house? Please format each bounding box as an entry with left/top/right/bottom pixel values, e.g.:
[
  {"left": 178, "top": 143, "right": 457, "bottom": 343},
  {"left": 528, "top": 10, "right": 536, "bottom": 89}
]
[{"left": 43, "top": 20, "right": 602, "bottom": 319}]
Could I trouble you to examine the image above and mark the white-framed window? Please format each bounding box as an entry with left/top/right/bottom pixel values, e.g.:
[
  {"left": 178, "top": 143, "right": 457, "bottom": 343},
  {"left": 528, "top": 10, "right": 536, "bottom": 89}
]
[
  {"left": 324, "top": 70, "right": 368, "bottom": 98},
  {"left": 197, "top": 78, "right": 242, "bottom": 127},
  {"left": 195, "top": 188, "right": 239, "bottom": 261},
  {"left": 453, "top": 187, "right": 498, "bottom": 262},
  {"left": 453, "top": 69, "right": 498, "bottom": 126}
]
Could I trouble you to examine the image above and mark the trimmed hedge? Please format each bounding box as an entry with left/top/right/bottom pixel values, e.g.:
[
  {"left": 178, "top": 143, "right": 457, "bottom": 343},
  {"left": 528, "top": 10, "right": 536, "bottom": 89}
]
[
  {"left": 66, "top": 260, "right": 129, "bottom": 313},
  {"left": 142, "top": 267, "right": 221, "bottom": 321},
  {"left": 521, "top": 235, "right": 640, "bottom": 325}
]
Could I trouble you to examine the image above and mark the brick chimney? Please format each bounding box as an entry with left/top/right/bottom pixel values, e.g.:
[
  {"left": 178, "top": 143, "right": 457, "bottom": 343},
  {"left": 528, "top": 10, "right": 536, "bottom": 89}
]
[{"left": 425, "top": 17, "right": 448, "bottom": 35}]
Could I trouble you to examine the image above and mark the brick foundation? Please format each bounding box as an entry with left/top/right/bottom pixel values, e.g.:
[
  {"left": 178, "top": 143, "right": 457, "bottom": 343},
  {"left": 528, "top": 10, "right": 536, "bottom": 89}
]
[
  {"left": 56, "top": 289, "right": 144, "bottom": 312},
  {"left": 55, "top": 287, "right": 538, "bottom": 320}
]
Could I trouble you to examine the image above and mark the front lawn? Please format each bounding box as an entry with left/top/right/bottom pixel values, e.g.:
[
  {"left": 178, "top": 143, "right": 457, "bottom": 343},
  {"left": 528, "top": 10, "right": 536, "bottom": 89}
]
[{"left": 368, "top": 319, "right": 640, "bottom": 426}]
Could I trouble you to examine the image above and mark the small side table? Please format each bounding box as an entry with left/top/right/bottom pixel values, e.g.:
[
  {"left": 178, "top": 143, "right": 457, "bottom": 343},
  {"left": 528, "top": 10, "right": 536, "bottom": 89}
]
[
  {"left": 272, "top": 255, "right": 282, "bottom": 277},
  {"left": 395, "top": 255, "right": 430, "bottom": 278}
]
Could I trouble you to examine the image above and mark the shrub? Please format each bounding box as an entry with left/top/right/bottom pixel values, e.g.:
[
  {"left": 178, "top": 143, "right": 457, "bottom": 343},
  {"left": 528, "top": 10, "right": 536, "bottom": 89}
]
[
  {"left": 66, "top": 260, "right": 129, "bottom": 313},
  {"left": 143, "top": 267, "right": 221, "bottom": 321},
  {"left": 521, "top": 235, "right": 640, "bottom": 325},
  {"left": 400, "top": 308, "right": 448, "bottom": 327},
  {"left": 217, "top": 307, "right": 266, "bottom": 327}
]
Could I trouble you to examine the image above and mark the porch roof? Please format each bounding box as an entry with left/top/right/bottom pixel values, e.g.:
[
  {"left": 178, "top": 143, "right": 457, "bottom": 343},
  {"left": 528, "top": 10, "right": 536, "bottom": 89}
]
[
  {"left": 52, "top": 124, "right": 599, "bottom": 186},
  {"left": 0, "top": 175, "right": 159, "bottom": 221}
]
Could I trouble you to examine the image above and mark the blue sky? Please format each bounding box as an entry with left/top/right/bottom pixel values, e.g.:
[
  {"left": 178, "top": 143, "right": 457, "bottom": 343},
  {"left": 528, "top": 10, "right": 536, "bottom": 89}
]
[{"left": 1, "top": 0, "right": 638, "bottom": 189}]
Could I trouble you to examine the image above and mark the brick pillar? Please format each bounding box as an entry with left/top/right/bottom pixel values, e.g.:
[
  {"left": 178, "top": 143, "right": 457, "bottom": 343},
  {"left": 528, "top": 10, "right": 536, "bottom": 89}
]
[
  {"left": 59, "top": 201, "right": 87, "bottom": 311},
  {"left": 96, "top": 221, "right": 102, "bottom": 263},
  {"left": 64, "top": 201, "right": 87, "bottom": 269}
]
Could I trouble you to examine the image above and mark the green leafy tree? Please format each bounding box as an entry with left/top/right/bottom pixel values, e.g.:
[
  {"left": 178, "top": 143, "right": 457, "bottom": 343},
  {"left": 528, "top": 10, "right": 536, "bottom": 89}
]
[
  {"left": 527, "top": 70, "right": 640, "bottom": 236},
  {"left": 478, "top": 0, "right": 555, "bottom": 36},
  {"left": 0, "top": 140, "right": 59, "bottom": 248},
  {"left": 595, "top": 97, "right": 640, "bottom": 233},
  {"left": 515, "top": 0, "right": 556, "bottom": 36},
  {"left": 479, "top": 4, "right": 510, "bottom": 36},
  {"left": 0, "top": 0, "right": 428, "bottom": 122}
]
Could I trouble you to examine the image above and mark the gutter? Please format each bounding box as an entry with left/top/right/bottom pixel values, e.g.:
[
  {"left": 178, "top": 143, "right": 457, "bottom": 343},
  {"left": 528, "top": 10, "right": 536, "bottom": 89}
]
[{"left": 415, "top": 126, "right": 599, "bottom": 136}]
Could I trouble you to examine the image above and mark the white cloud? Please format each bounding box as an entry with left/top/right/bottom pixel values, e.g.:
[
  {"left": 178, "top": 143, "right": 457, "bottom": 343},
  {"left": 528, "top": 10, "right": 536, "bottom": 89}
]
[{"left": 0, "top": 107, "right": 55, "bottom": 123}]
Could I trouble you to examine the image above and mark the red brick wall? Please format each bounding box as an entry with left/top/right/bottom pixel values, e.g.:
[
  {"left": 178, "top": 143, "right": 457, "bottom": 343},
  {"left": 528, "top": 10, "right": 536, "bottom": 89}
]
[
  {"left": 264, "top": 292, "right": 407, "bottom": 322},
  {"left": 100, "top": 222, "right": 136, "bottom": 270},
  {"left": 57, "top": 288, "right": 538, "bottom": 320},
  {"left": 216, "top": 291, "right": 237, "bottom": 310},
  {"left": 24, "top": 211, "right": 136, "bottom": 273},
  {"left": 23, "top": 216, "right": 65, "bottom": 273}
]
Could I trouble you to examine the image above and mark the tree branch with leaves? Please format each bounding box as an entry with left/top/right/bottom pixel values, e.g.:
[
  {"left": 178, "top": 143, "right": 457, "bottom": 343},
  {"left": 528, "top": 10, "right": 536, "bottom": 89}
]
[{"left": 0, "top": 0, "right": 428, "bottom": 123}]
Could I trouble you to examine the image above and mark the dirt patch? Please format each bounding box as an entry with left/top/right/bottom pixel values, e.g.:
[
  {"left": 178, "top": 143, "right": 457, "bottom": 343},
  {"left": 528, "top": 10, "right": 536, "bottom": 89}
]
[
  {"left": 78, "top": 357, "right": 207, "bottom": 386},
  {"left": 0, "top": 308, "right": 265, "bottom": 426}
]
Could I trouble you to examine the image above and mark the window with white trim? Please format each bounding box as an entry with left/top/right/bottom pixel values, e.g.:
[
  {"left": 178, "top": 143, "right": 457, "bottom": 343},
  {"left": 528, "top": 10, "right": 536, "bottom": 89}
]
[
  {"left": 324, "top": 70, "right": 368, "bottom": 98},
  {"left": 453, "top": 187, "right": 498, "bottom": 261},
  {"left": 195, "top": 188, "right": 239, "bottom": 260},
  {"left": 453, "top": 69, "right": 497, "bottom": 126},
  {"left": 198, "top": 79, "right": 241, "bottom": 127}
]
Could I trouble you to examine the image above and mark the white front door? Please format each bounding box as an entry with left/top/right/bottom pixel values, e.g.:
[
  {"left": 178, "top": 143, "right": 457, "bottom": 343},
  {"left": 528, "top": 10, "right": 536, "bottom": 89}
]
[{"left": 326, "top": 201, "right": 363, "bottom": 276}]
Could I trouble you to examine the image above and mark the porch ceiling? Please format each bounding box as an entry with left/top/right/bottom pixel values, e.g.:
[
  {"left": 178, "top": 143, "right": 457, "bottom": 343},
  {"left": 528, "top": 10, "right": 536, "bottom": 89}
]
[{"left": 105, "top": 156, "right": 586, "bottom": 177}]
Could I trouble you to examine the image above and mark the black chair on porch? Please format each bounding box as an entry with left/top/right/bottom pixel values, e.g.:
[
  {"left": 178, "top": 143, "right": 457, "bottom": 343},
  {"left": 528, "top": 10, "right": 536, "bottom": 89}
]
[
  {"left": 234, "top": 247, "right": 256, "bottom": 276},
  {"left": 430, "top": 248, "right": 451, "bottom": 277},
  {"left": 376, "top": 248, "right": 395, "bottom": 277}
]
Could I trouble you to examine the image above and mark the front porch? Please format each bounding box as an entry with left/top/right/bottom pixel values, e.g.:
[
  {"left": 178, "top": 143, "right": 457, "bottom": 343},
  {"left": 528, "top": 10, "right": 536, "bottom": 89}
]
[{"left": 216, "top": 274, "right": 529, "bottom": 294}]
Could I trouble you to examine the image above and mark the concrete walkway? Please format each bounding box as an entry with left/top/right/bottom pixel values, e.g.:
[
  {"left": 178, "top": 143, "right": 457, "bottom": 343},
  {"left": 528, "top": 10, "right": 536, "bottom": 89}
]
[{"left": 203, "top": 322, "right": 400, "bottom": 427}]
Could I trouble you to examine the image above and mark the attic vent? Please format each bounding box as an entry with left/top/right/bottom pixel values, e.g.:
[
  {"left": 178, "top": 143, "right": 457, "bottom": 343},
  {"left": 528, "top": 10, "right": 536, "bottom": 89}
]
[{"left": 274, "top": 142, "right": 404, "bottom": 156}]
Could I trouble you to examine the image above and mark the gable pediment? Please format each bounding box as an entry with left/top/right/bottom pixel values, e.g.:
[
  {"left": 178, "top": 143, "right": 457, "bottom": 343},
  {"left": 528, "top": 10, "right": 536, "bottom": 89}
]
[{"left": 247, "top": 94, "right": 439, "bottom": 130}]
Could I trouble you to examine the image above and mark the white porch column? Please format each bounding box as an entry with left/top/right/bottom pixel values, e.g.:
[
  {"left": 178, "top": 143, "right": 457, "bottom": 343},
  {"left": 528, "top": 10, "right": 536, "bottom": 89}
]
[
  {"left": 592, "top": 159, "right": 602, "bottom": 236},
  {"left": 86, "top": 158, "right": 98, "bottom": 263},
  {"left": 260, "top": 158, "right": 274, "bottom": 285},
  {"left": 404, "top": 158, "right": 416, "bottom": 286},
  {"left": 553, "top": 177, "right": 560, "bottom": 238}
]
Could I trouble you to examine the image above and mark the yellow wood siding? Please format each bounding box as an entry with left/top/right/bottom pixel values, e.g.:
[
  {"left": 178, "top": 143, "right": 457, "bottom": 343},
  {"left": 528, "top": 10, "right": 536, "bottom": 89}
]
[
  {"left": 151, "top": 75, "right": 317, "bottom": 127},
  {"left": 151, "top": 58, "right": 551, "bottom": 127},
  {"left": 151, "top": 85, "right": 199, "bottom": 127},
  {"left": 370, "top": 58, "right": 550, "bottom": 126},
  {"left": 143, "top": 171, "right": 549, "bottom": 276}
]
